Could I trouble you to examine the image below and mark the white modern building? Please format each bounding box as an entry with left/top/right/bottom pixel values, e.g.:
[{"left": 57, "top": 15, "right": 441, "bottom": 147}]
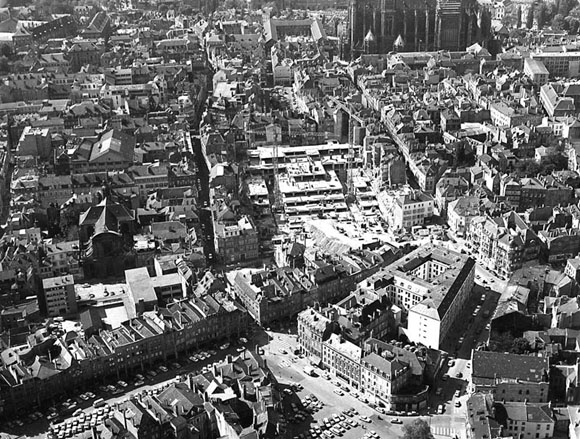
[{"left": 362, "top": 244, "right": 475, "bottom": 349}]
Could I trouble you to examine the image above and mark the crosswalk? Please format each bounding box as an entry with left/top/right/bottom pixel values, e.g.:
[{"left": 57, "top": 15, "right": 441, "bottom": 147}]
[{"left": 432, "top": 426, "right": 459, "bottom": 438}]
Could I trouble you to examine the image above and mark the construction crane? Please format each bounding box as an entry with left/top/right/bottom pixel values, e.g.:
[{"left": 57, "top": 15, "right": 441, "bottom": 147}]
[{"left": 328, "top": 96, "right": 366, "bottom": 197}]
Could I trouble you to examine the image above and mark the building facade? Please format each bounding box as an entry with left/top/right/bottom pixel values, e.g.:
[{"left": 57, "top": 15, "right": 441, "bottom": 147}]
[{"left": 41, "top": 275, "right": 77, "bottom": 317}]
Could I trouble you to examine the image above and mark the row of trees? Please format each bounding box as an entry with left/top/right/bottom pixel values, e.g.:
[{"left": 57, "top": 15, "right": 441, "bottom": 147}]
[{"left": 515, "top": 0, "right": 580, "bottom": 32}]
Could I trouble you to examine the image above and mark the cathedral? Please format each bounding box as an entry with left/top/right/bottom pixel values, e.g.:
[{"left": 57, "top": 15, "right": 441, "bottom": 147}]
[{"left": 349, "top": 0, "right": 491, "bottom": 55}]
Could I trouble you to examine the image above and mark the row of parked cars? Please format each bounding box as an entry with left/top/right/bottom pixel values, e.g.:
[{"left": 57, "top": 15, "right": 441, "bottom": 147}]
[{"left": 48, "top": 405, "right": 113, "bottom": 439}]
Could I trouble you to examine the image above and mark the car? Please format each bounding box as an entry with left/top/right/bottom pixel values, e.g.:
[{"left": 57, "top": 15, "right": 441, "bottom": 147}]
[
  {"left": 171, "top": 362, "right": 181, "bottom": 369},
  {"left": 455, "top": 401, "right": 461, "bottom": 407},
  {"left": 442, "top": 374, "right": 448, "bottom": 381},
  {"left": 86, "top": 392, "right": 96, "bottom": 399},
  {"left": 117, "top": 381, "right": 128, "bottom": 388},
  {"left": 437, "top": 405, "right": 444, "bottom": 414},
  {"left": 240, "top": 337, "right": 248, "bottom": 343},
  {"left": 279, "top": 348, "right": 287, "bottom": 354},
  {"left": 333, "top": 389, "right": 344, "bottom": 396},
  {"left": 454, "top": 390, "right": 461, "bottom": 398},
  {"left": 436, "top": 387, "right": 443, "bottom": 396},
  {"left": 447, "top": 359, "right": 455, "bottom": 367},
  {"left": 456, "top": 372, "right": 463, "bottom": 378},
  {"left": 391, "top": 418, "right": 403, "bottom": 424},
  {"left": 158, "top": 366, "right": 168, "bottom": 373},
  {"left": 358, "top": 415, "right": 371, "bottom": 423}
]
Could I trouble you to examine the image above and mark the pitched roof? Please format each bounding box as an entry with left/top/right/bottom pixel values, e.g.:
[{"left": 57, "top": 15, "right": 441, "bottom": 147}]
[
  {"left": 472, "top": 351, "right": 548, "bottom": 382},
  {"left": 78, "top": 198, "right": 134, "bottom": 234},
  {"left": 89, "top": 129, "right": 135, "bottom": 163}
]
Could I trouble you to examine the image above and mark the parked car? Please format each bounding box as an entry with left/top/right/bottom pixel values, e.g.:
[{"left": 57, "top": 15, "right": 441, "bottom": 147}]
[{"left": 391, "top": 418, "right": 403, "bottom": 424}]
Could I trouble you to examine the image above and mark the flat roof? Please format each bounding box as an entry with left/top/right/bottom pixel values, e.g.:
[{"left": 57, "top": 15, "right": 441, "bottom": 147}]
[{"left": 125, "top": 267, "right": 157, "bottom": 303}]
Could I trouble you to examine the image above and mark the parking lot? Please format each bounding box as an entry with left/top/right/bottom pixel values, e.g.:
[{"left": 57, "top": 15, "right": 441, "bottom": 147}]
[
  {"left": 262, "top": 329, "right": 466, "bottom": 439},
  {"left": 0, "top": 340, "right": 252, "bottom": 439}
]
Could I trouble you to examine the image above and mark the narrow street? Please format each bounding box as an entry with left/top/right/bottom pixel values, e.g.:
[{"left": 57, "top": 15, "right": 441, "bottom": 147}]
[{"left": 191, "top": 134, "right": 216, "bottom": 260}]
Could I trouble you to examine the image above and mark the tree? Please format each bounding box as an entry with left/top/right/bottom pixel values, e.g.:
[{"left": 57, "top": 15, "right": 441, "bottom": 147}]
[
  {"left": 181, "top": 5, "right": 193, "bottom": 15},
  {"left": 526, "top": 6, "right": 534, "bottom": 28},
  {"left": 536, "top": 3, "right": 548, "bottom": 29},
  {"left": 511, "top": 337, "right": 531, "bottom": 354},
  {"left": 566, "top": 16, "right": 580, "bottom": 33},
  {"left": 402, "top": 419, "right": 434, "bottom": 439},
  {"left": 552, "top": 13, "right": 566, "bottom": 30}
]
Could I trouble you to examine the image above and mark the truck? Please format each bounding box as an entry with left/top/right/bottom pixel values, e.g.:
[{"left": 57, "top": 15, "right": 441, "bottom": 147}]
[{"left": 303, "top": 366, "right": 316, "bottom": 377}]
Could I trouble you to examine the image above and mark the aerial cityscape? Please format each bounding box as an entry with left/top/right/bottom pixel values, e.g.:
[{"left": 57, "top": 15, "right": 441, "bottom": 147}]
[{"left": 0, "top": 0, "right": 580, "bottom": 438}]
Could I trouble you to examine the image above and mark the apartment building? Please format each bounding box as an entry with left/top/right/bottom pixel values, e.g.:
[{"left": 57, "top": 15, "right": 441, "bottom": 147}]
[
  {"left": 360, "top": 351, "right": 408, "bottom": 408},
  {"left": 467, "top": 211, "right": 540, "bottom": 277},
  {"left": 538, "top": 227, "right": 580, "bottom": 263},
  {"left": 524, "top": 58, "right": 549, "bottom": 85},
  {"left": 471, "top": 351, "right": 550, "bottom": 403},
  {"left": 41, "top": 275, "right": 77, "bottom": 317},
  {"left": 379, "top": 188, "right": 434, "bottom": 231},
  {"left": 213, "top": 215, "right": 259, "bottom": 264},
  {"left": 531, "top": 51, "right": 580, "bottom": 78},
  {"left": 38, "top": 240, "right": 82, "bottom": 281},
  {"left": 363, "top": 245, "right": 475, "bottom": 349},
  {"left": 297, "top": 307, "right": 336, "bottom": 363},
  {"left": 0, "top": 293, "right": 248, "bottom": 416},
  {"left": 322, "top": 333, "right": 362, "bottom": 389},
  {"left": 497, "top": 401, "right": 555, "bottom": 439}
]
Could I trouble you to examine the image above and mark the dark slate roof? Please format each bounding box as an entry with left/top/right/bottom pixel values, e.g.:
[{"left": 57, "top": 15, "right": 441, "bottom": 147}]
[{"left": 472, "top": 351, "right": 548, "bottom": 382}]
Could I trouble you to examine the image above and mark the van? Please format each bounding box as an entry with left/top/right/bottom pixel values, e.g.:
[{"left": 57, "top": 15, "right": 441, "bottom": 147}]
[{"left": 92, "top": 398, "right": 106, "bottom": 408}]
